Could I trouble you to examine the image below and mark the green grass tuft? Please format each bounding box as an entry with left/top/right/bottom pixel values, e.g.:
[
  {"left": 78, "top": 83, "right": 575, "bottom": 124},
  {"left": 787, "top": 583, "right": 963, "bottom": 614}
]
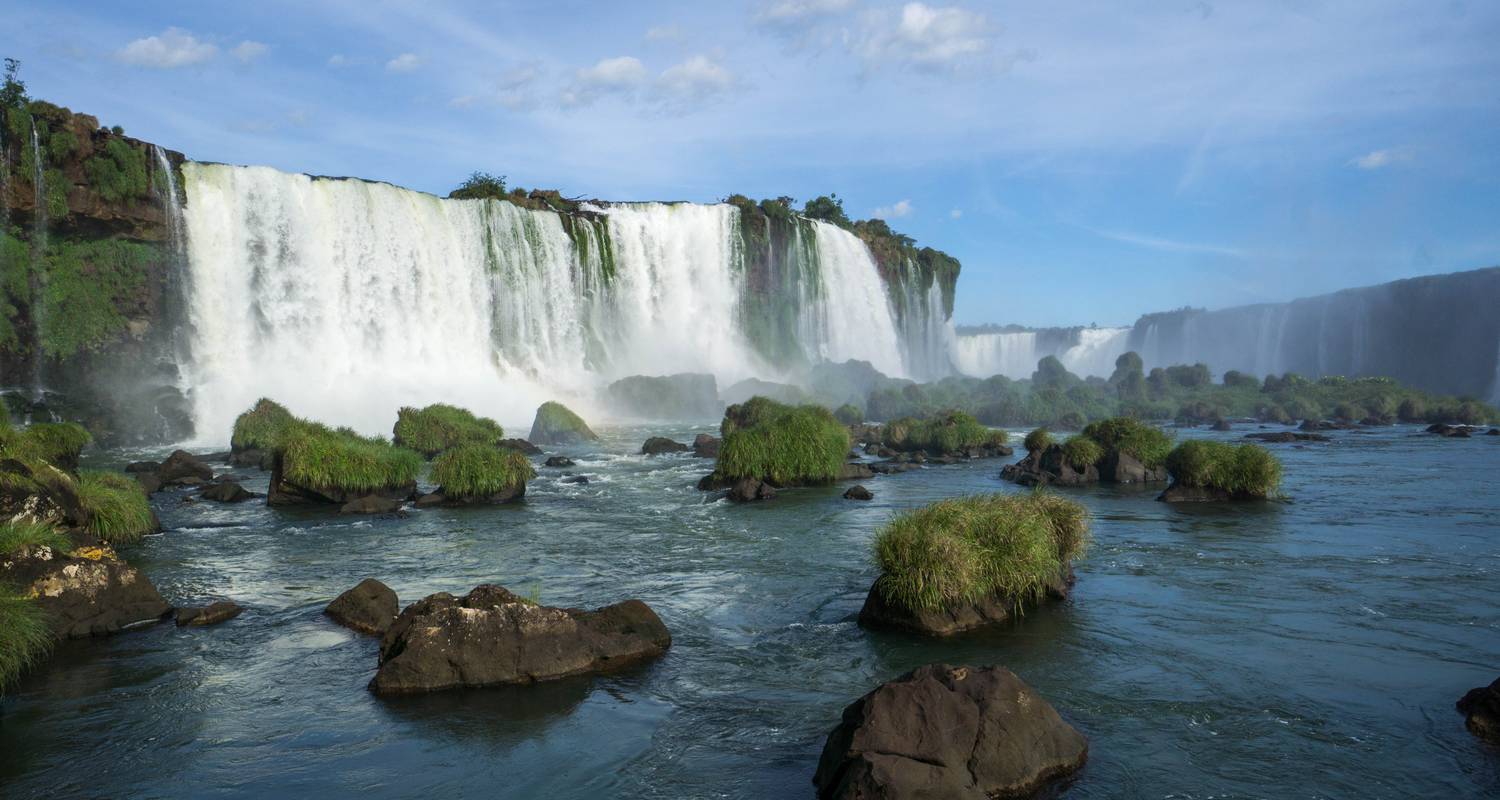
[
  {"left": 883, "top": 410, "right": 1006, "bottom": 453},
  {"left": 281, "top": 426, "right": 423, "bottom": 494},
  {"left": 231, "top": 398, "right": 297, "bottom": 452},
  {"left": 716, "top": 397, "right": 850, "bottom": 485},
  {"left": 873, "top": 492, "right": 1090, "bottom": 614},
  {"left": 833, "top": 404, "right": 864, "bottom": 425},
  {"left": 0, "top": 422, "right": 91, "bottom": 466},
  {"left": 393, "top": 403, "right": 505, "bottom": 458},
  {"left": 0, "top": 590, "right": 53, "bottom": 696},
  {"left": 0, "top": 521, "right": 70, "bottom": 557},
  {"left": 77, "top": 470, "right": 157, "bottom": 544},
  {"left": 1023, "top": 427, "right": 1053, "bottom": 453},
  {"left": 1079, "top": 417, "right": 1174, "bottom": 469},
  {"left": 1164, "top": 440, "right": 1282, "bottom": 498},
  {"left": 1061, "top": 435, "right": 1104, "bottom": 469},
  {"left": 430, "top": 444, "right": 535, "bottom": 498}
]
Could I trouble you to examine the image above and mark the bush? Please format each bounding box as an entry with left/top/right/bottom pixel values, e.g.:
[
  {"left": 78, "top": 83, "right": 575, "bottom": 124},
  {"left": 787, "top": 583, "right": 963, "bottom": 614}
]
[
  {"left": 1164, "top": 440, "right": 1282, "bottom": 498},
  {"left": 77, "top": 470, "right": 156, "bottom": 544},
  {"left": 84, "top": 138, "right": 149, "bottom": 203},
  {"left": 1023, "top": 428, "right": 1052, "bottom": 453},
  {"left": 882, "top": 410, "right": 1005, "bottom": 453},
  {"left": 281, "top": 426, "right": 423, "bottom": 494},
  {"left": 1397, "top": 397, "right": 1426, "bottom": 423},
  {"left": 1079, "top": 417, "right": 1173, "bottom": 469},
  {"left": 1061, "top": 435, "right": 1104, "bottom": 469},
  {"left": 833, "top": 404, "right": 864, "bottom": 425},
  {"left": 430, "top": 444, "right": 535, "bottom": 498},
  {"left": 231, "top": 398, "right": 297, "bottom": 452},
  {"left": 448, "top": 171, "right": 507, "bottom": 200},
  {"left": 1, "top": 422, "right": 91, "bottom": 467},
  {"left": 872, "top": 493, "right": 1089, "bottom": 614},
  {"left": 393, "top": 403, "right": 504, "bottom": 458},
  {"left": 0, "top": 590, "right": 52, "bottom": 695},
  {"left": 0, "top": 520, "right": 69, "bottom": 557},
  {"left": 716, "top": 397, "right": 849, "bottom": 485}
]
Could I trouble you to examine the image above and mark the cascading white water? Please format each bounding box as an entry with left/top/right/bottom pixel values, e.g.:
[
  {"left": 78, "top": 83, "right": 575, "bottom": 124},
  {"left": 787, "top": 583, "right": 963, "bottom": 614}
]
[
  {"left": 1061, "top": 327, "right": 1130, "bottom": 377},
  {"left": 27, "top": 121, "right": 47, "bottom": 399},
  {"left": 953, "top": 327, "right": 1129, "bottom": 379},
  {"left": 179, "top": 163, "right": 924, "bottom": 441}
]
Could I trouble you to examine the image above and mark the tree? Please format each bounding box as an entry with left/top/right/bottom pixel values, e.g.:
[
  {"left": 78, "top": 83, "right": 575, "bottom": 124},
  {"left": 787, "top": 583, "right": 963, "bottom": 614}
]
[
  {"left": 1, "top": 58, "right": 27, "bottom": 110},
  {"left": 802, "top": 194, "right": 850, "bottom": 227},
  {"left": 448, "top": 171, "right": 507, "bottom": 200}
]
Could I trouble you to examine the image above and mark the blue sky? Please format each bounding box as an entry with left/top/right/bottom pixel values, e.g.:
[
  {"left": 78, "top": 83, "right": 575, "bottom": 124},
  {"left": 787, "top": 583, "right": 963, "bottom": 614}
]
[{"left": 9, "top": 0, "right": 1500, "bottom": 327}]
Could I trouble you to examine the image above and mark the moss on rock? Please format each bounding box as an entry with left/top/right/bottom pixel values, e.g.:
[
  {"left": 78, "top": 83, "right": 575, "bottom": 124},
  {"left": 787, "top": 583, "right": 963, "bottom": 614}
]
[{"left": 528, "top": 401, "right": 598, "bottom": 445}]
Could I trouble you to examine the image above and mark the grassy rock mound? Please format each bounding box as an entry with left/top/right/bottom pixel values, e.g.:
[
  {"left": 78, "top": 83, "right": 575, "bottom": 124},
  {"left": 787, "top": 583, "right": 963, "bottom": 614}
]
[
  {"left": 529, "top": 401, "right": 599, "bottom": 445},
  {"left": 700, "top": 397, "right": 853, "bottom": 501},
  {"left": 427, "top": 444, "right": 535, "bottom": 505},
  {"left": 814, "top": 663, "right": 1088, "bottom": 800},
  {"left": 1003, "top": 417, "right": 1172, "bottom": 487},
  {"left": 369, "top": 584, "right": 671, "bottom": 694},
  {"left": 392, "top": 403, "right": 505, "bottom": 458},
  {"left": 1159, "top": 440, "right": 1282, "bottom": 502},
  {"left": 880, "top": 410, "right": 1010, "bottom": 458},
  {"left": 860, "top": 493, "right": 1089, "bottom": 636},
  {"left": 229, "top": 400, "right": 423, "bottom": 506}
]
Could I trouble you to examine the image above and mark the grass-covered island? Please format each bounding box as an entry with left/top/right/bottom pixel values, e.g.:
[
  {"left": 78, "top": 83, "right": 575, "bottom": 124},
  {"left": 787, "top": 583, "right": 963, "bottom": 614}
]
[
  {"left": 880, "top": 410, "right": 1011, "bottom": 456},
  {"left": 699, "top": 396, "right": 856, "bottom": 502},
  {"left": 528, "top": 401, "right": 599, "bottom": 445},
  {"left": 859, "top": 492, "right": 1091, "bottom": 636},
  {"left": 1159, "top": 440, "right": 1283, "bottom": 502},
  {"left": 1003, "top": 417, "right": 1174, "bottom": 487},
  {"left": 427, "top": 444, "right": 536, "bottom": 505},
  {"left": 393, "top": 403, "right": 506, "bottom": 458}
]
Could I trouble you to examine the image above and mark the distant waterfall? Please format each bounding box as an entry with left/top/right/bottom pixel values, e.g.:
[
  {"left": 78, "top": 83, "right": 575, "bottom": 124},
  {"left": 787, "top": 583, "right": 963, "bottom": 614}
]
[
  {"left": 27, "top": 121, "right": 47, "bottom": 399},
  {"left": 953, "top": 327, "right": 1130, "bottom": 379},
  {"left": 179, "top": 163, "right": 923, "bottom": 439}
]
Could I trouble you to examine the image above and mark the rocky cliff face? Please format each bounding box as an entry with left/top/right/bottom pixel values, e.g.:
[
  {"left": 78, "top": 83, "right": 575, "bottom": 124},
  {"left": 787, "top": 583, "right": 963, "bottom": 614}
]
[{"left": 2, "top": 99, "right": 191, "bottom": 445}]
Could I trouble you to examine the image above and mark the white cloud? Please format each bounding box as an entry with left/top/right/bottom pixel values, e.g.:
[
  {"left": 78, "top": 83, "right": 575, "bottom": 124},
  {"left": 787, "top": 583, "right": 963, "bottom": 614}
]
[
  {"left": 755, "top": 0, "right": 857, "bottom": 29},
  {"left": 562, "top": 56, "right": 648, "bottom": 107},
  {"left": 327, "top": 54, "right": 351, "bottom": 68},
  {"left": 116, "top": 28, "right": 217, "bottom": 69},
  {"left": 453, "top": 65, "right": 544, "bottom": 111},
  {"left": 645, "top": 25, "right": 684, "bottom": 42},
  {"left": 655, "top": 55, "right": 735, "bottom": 108},
  {"left": 949, "top": 208, "right": 963, "bottom": 219},
  {"left": 386, "top": 53, "right": 423, "bottom": 72},
  {"left": 873, "top": 199, "right": 914, "bottom": 219},
  {"left": 231, "top": 41, "right": 268, "bottom": 63},
  {"left": 1350, "top": 148, "right": 1411, "bottom": 169},
  {"left": 858, "top": 3, "right": 998, "bottom": 72}
]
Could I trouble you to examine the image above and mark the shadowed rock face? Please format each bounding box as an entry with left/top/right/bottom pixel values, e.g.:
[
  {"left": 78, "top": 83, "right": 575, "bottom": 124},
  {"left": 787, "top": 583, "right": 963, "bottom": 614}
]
[
  {"left": 1457, "top": 678, "right": 1500, "bottom": 743},
  {"left": 858, "top": 569, "right": 1074, "bottom": 637},
  {"left": 369, "top": 584, "right": 670, "bottom": 695},
  {"left": 814, "top": 664, "right": 1088, "bottom": 800},
  {"left": 1, "top": 539, "right": 170, "bottom": 638}
]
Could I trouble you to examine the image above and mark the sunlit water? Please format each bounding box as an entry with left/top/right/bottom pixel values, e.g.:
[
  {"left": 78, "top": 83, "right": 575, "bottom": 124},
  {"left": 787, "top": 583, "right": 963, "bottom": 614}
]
[{"left": 2, "top": 424, "right": 1497, "bottom": 798}]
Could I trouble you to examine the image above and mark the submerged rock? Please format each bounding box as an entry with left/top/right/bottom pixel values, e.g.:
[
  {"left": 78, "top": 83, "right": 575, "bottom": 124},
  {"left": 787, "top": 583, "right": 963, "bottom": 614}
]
[
  {"left": 544, "top": 456, "right": 576, "bottom": 468},
  {"left": 339, "top": 495, "right": 404, "bottom": 515},
  {"left": 200, "top": 481, "right": 256, "bottom": 503},
  {"left": 691, "top": 434, "right": 720, "bottom": 458},
  {"left": 843, "top": 485, "right": 873, "bottom": 501},
  {"left": 1426, "top": 423, "right": 1478, "bottom": 438},
  {"left": 1002, "top": 444, "right": 1165, "bottom": 488},
  {"left": 1, "top": 538, "right": 171, "bottom": 638},
  {"left": 562, "top": 475, "right": 590, "bottom": 485},
  {"left": 369, "top": 584, "right": 671, "bottom": 695},
  {"left": 858, "top": 571, "right": 1074, "bottom": 637},
  {"left": 1488, "top": 428, "right": 1500, "bottom": 436},
  {"left": 1457, "top": 678, "right": 1500, "bottom": 743},
  {"left": 813, "top": 664, "right": 1088, "bottom": 800},
  {"left": 326, "top": 578, "right": 399, "bottom": 636},
  {"left": 728, "top": 478, "right": 776, "bottom": 503},
  {"left": 175, "top": 601, "right": 243, "bottom": 627},
  {"left": 1245, "top": 431, "right": 1331, "bottom": 443},
  {"left": 641, "top": 437, "right": 690, "bottom": 455}
]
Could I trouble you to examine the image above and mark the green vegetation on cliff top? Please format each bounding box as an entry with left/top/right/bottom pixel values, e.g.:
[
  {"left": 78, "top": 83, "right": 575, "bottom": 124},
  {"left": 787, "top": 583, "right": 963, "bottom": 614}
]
[
  {"left": 716, "top": 396, "right": 849, "bottom": 485},
  {"left": 873, "top": 492, "right": 1089, "bottom": 614},
  {"left": 431, "top": 444, "right": 535, "bottom": 499}
]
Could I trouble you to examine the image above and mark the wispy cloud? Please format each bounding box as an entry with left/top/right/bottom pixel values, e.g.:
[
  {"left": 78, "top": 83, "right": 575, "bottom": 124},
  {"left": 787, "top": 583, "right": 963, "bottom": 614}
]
[
  {"left": 561, "top": 56, "right": 649, "bottom": 107},
  {"left": 116, "top": 28, "right": 217, "bottom": 69},
  {"left": 1086, "top": 226, "right": 1246, "bottom": 257},
  {"left": 231, "top": 41, "right": 268, "bottom": 63},
  {"left": 385, "top": 53, "right": 423, "bottom": 72},
  {"left": 1350, "top": 148, "right": 1412, "bottom": 169},
  {"left": 654, "top": 55, "right": 736, "bottom": 109},
  {"left": 873, "top": 199, "right": 914, "bottom": 219}
]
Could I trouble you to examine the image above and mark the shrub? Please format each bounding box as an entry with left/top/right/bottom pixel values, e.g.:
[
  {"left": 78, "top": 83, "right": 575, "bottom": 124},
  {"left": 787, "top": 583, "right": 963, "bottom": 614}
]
[
  {"left": 0, "top": 520, "right": 70, "bottom": 557},
  {"left": 1164, "top": 440, "right": 1282, "bottom": 498},
  {"left": 716, "top": 398, "right": 849, "bottom": 485},
  {"left": 393, "top": 403, "right": 505, "bottom": 458},
  {"left": 1396, "top": 397, "right": 1425, "bottom": 423},
  {"left": 1061, "top": 435, "right": 1104, "bottom": 469},
  {"left": 833, "top": 404, "right": 864, "bottom": 425},
  {"left": 873, "top": 493, "right": 1090, "bottom": 614},
  {"left": 0, "top": 590, "right": 52, "bottom": 695},
  {"left": 1023, "top": 428, "right": 1052, "bottom": 453},
  {"left": 281, "top": 426, "right": 423, "bottom": 494},
  {"left": 231, "top": 398, "right": 299, "bottom": 452},
  {"left": 1079, "top": 417, "right": 1173, "bottom": 468},
  {"left": 77, "top": 470, "right": 156, "bottom": 544},
  {"left": 430, "top": 444, "right": 535, "bottom": 498},
  {"left": 84, "top": 138, "right": 149, "bottom": 203},
  {"left": 1, "top": 422, "right": 91, "bottom": 467},
  {"left": 448, "top": 171, "right": 507, "bottom": 200},
  {"left": 882, "top": 410, "right": 1005, "bottom": 453}
]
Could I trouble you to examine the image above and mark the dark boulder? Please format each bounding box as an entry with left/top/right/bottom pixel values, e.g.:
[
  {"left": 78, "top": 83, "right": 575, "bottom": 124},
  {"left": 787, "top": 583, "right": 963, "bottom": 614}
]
[
  {"left": 175, "top": 601, "right": 244, "bottom": 627},
  {"left": 201, "top": 481, "right": 255, "bottom": 503},
  {"left": 369, "top": 584, "right": 671, "bottom": 695},
  {"left": 414, "top": 492, "right": 446, "bottom": 508},
  {"left": 1096, "top": 451, "right": 1168, "bottom": 484},
  {"left": 844, "top": 485, "right": 873, "bottom": 501},
  {"left": 641, "top": 437, "right": 690, "bottom": 455},
  {"left": 858, "top": 571, "right": 1073, "bottom": 637},
  {"left": 544, "top": 456, "right": 576, "bottom": 468},
  {"left": 340, "top": 495, "right": 404, "bottom": 515},
  {"left": 158, "top": 450, "right": 214, "bottom": 485},
  {"left": 869, "top": 461, "right": 918, "bottom": 475},
  {"left": 728, "top": 478, "right": 776, "bottom": 503},
  {"left": 1245, "top": 431, "right": 1331, "bottom": 443},
  {"left": 229, "top": 448, "right": 274, "bottom": 470},
  {"left": 1158, "top": 484, "right": 1243, "bottom": 503},
  {"left": 691, "top": 434, "right": 720, "bottom": 458},
  {"left": 498, "top": 438, "right": 543, "bottom": 455},
  {"left": 435, "top": 484, "right": 526, "bottom": 506},
  {"left": 135, "top": 473, "right": 164, "bottom": 495},
  {"left": 1488, "top": 428, "right": 1500, "bottom": 436},
  {"left": 838, "top": 462, "right": 875, "bottom": 481},
  {"left": 813, "top": 664, "right": 1088, "bottom": 800},
  {"left": 1, "top": 538, "right": 171, "bottom": 638},
  {"left": 1211, "top": 418, "right": 1233, "bottom": 431},
  {"left": 1457, "top": 678, "right": 1500, "bottom": 743},
  {"left": 1426, "top": 423, "right": 1476, "bottom": 438},
  {"left": 562, "top": 475, "right": 590, "bottom": 485},
  {"left": 124, "top": 461, "right": 160, "bottom": 474},
  {"left": 326, "top": 578, "right": 399, "bottom": 636}
]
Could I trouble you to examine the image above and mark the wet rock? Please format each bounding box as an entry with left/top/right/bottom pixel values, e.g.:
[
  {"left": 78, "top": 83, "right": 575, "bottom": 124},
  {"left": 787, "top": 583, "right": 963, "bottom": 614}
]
[
  {"left": 641, "top": 437, "right": 690, "bottom": 455},
  {"left": 813, "top": 664, "right": 1088, "bottom": 800},
  {"left": 1488, "top": 428, "right": 1500, "bottom": 436},
  {"left": 691, "top": 434, "right": 720, "bottom": 458},
  {"left": 414, "top": 492, "right": 446, "bottom": 508},
  {"left": 158, "top": 449, "right": 214, "bottom": 485},
  {"left": 268, "top": 452, "right": 415, "bottom": 507},
  {"left": 869, "top": 461, "right": 918, "bottom": 475},
  {"left": 1211, "top": 418, "right": 1233, "bottom": 431},
  {"left": 729, "top": 478, "right": 776, "bottom": 503},
  {"left": 200, "top": 481, "right": 255, "bottom": 503},
  {"left": 1157, "top": 484, "right": 1244, "bottom": 503},
  {"left": 858, "top": 571, "right": 1073, "bottom": 637},
  {"left": 326, "top": 578, "right": 399, "bottom": 636},
  {"left": 498, "top": 438, "right": 543, "bottom": 455},
  {"left": 1457, "top": 677, "right": 1500, "bottom": 743},
  {"left": 1, "top": 538, "right": 171, "bottom": 638},
  {"left": 562, "top": 475, "right": 590, "bottom": 485},
  {"left": 339, "top": 495, "right": 404, "bottom": 515},
  {"left": 437, "top": 485, "right": 526, "bottom": 506},
  {"left": 843, "top": 485, "right": 873, "bottom": 501},
  {"left": 369, "top": 584, "right": 671, "bottom": 695},
  {"left": 1245, "top": 431, "right": 1331, "bottom": 443},
  {"left": 134, "top": 473, "right": 164, "bottom": 495},
  {"left": 124, "top": 461, "right": 160, "bottom": 474},
  {"left": 544, "top": 456, "right": 576, "bottom": 468},
  {"left": 229, "top": 448, "right": 274, "bottom": 470},
  {"left": 838, "top": 462, "right": 875, "bottom": 481},
  {"left": 175, "top": 601, "right": 243, "bottom": 627},
  {"left": 1426, "top": 423, "right": 1476, "bottom": 438}
]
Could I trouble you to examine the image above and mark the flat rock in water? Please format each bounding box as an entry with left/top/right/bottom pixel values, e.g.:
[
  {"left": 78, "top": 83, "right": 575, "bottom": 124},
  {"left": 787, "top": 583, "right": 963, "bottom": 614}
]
[
  {"left": 838, "top": 463, "right": 875, "bottom": 481},
  {"left": 175, "top": 601, "right": 244, "bottom": 627},
  {"left": 1245, "top": 431, "right": 1331, "bottom": 443},
  {"left": 326, "top": 578, "right": 399, "bottom": 636},
  {"left": 414, "top": 492, "right": 446, "bottom": 508},
  {"left": 858, "top": 572, "right": 1072, "bottom": 637},
  {"left": 369, "top": 584, "right": 671, "bottom": 695},
  {"left": 340, "top": 495, "right": 404, "bottom": 515},
  {"left": 844, "top": 485, "right": 873, "bottom": 501},
  {"left": 641, "top": 437, "right": 690, "bottom": 455},
  {"left": 201, "top": 481, "right": 256, "bottom": 503},
  {"left": 562, "top": 475, "right": 590, "bottom": 485},
  {"left": 1457, "top": 678, "right": 1500, "bottom": 743},
  {"left": 544, "top": 456, "right": 575, "bottom": 468},
  {"left": 813, "top": 663, "right": 1088, "bottom": 800}
]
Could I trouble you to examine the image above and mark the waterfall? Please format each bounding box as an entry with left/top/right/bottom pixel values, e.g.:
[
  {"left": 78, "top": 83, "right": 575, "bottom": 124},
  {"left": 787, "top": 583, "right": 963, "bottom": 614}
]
[
  {"left": 952, "top": 327, "right": 1129, "bottom": 379},
  {"left": 1061, "top": 327, "right": 1130, "bottom": 377},
  {"left": 953, "top": 331, "right": 1039, "bottom": 378},
  {"left": 179, "top": 163, "right": 924, "bottom": 441},
  {"left": 27, "top": 120, "right": 46, "bottom": 400}
]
